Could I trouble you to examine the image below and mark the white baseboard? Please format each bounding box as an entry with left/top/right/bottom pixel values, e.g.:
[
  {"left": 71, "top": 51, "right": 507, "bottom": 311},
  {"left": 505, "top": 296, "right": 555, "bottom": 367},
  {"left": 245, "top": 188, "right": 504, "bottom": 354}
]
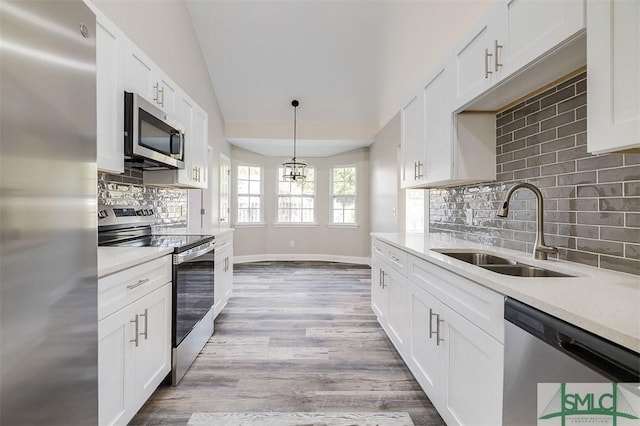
[{"left": 233, "top": 253, "right": 371, "bottom": 266}]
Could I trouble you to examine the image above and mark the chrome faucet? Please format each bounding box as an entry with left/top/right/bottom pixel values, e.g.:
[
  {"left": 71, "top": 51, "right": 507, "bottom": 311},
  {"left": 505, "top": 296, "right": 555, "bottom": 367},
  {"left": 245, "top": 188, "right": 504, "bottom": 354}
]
[{"left": 496, "top": 182, "right": 558, "bottom": 260}]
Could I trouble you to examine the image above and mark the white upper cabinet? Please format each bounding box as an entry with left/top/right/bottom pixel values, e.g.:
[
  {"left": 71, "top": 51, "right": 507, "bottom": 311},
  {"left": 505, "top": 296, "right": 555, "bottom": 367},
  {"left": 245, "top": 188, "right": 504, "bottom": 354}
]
[
  {"left": 451, "top": 6, "right": 504, "bottom": 110},
  {"left": 96, "top": 14, "right": 124, "bottom": 174},
  {"left": 400, "top": 91, "right": 425, "bottom": 188},
  {"left": 124, "top": 42, "right": 178, "bottom": 117},
  {"left": 501, "top": 0, "right": 584, "bottom": 77},
  {"left": 143, "top": 92, "right": 209, "bottom": 189},
  {"left": 452, "top": 0, "right": 585, "bottom": 111},
  {"left": 587, "top": 0, "right": 640, "bottom": 153},
  {"left": 402, "top": 62, "right": 495, "bottom": 189},
  {"left": 423, "top": 64, "right": 452, "bottom": 185}
]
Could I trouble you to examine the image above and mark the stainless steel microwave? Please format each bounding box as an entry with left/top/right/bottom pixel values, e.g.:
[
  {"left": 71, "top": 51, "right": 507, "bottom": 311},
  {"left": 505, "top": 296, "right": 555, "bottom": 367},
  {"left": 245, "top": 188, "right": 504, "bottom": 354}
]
[{"left": 124, "top": 91, "right": 185, "bottom": 169}]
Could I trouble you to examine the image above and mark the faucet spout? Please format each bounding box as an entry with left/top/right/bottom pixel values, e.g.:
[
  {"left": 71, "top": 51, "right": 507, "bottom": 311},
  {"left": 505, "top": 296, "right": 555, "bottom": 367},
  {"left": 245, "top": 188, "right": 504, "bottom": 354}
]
[{"left": 496, "top": 182, "right": 558, "bottom": 260}]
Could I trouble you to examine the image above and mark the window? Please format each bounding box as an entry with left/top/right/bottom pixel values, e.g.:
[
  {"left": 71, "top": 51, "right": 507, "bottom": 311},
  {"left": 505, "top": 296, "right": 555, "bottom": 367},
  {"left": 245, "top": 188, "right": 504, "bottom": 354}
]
[
  {"left": 331, "top": 166, "right": 356, "bottom": 224},
  {"left": 236, "top": 165, "right": 262, "bottom": 223},
  {"left": 405, "top": 189, "right": 425, "bottom": 232},
  {"left": 277, "top": 166, "right": 315, "bottom": 223}
]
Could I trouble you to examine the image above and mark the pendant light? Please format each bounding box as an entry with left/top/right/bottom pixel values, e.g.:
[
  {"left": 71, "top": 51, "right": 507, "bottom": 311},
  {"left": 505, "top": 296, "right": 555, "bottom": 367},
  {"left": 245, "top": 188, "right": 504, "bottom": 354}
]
[{"left": 282, "top": 99, "right": 306, "bottom": 181}]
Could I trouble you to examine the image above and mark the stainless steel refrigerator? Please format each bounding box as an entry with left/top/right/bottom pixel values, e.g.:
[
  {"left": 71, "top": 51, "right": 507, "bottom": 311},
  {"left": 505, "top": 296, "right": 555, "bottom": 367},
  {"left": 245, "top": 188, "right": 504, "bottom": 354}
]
[{"left": 0, "top": 1, "right": 98, "bottom": 424}]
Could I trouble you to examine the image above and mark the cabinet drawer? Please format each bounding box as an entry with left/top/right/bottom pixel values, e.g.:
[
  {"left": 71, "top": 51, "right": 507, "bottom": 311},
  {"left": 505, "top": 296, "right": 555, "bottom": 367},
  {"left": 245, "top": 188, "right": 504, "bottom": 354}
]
[
  {"left": 371, "top": 239, "right": 408, "bottom": 276},
  {"left": 99, "top": 255, "right": 172, "bottom": 321},
  {"left": 408, "top": 255, "right": 504, "bottom": 342}
]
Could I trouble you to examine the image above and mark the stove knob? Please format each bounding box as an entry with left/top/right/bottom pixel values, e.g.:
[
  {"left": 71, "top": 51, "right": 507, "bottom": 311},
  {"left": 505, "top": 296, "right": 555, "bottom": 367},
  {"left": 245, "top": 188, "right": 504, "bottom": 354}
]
[
  {"left": 136, "top": 209, "right": 143, "bottom": 216},
  {"left": 147, "top": 209, "right": 154, "bottom": 216}
]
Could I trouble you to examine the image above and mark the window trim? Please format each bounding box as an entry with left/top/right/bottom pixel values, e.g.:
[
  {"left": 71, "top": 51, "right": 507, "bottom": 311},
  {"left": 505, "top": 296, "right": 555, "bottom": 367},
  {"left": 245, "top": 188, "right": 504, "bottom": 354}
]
[
  {"left": 275, "top": 165, "right": 316, "bottom": 224},
  {"left": 235, "top": 163, "right": 263, "bottom": 225},
  {"left": 329, "top": 164, "right": 358, "bottom": 226}
]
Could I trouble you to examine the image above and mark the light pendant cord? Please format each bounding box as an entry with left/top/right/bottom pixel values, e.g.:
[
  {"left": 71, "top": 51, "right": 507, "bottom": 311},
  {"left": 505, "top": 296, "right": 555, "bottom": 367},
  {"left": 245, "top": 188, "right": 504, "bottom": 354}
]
[{"left": 292, "top": 100, "right": 298, "bottom": 161}]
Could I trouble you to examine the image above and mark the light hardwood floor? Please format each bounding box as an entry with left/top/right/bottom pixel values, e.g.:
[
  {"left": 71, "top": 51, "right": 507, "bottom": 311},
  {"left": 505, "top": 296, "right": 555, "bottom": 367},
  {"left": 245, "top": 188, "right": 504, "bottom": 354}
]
[{"left": 131, "top": 262, "right": 444, "bottom": 425}]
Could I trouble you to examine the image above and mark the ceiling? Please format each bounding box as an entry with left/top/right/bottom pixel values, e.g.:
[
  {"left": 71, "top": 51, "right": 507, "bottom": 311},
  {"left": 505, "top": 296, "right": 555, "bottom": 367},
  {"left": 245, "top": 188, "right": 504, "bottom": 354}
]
[{"left": 186, "top": 0, "right": 494, "bottom": 157}]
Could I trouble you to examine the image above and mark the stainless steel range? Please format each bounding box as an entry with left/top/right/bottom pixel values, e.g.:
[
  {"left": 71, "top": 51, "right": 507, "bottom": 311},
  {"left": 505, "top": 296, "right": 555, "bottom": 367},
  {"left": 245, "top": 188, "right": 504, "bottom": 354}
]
[{"left": 98, "top": 205, "right": 215, "bottom": 384}]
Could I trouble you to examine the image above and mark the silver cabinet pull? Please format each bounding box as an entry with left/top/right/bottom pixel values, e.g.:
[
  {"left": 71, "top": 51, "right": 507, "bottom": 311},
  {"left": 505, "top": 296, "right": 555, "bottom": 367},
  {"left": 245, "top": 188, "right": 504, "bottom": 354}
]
[
  {"left": 494, "top": 40, "right": 503, "bottom": 71},
  {"left": 484, "top": 48, "right": 493, "bottom": 79},
  {"left": 416, "top": 161, "right": 424, "bottom": 180},
  {"left": 436, "top": 316, "right": 445, "bottom": 346},
  {"left": 139, "top": 308, "right": 148, "bottom": 340},
  {"left": 381, "top": 270, "right": 386, "bottom": 289},
  {"left": 130, "top": 314, "right": 139, "bottom": 347},
  {"left": 429, "top": 308, "right": 437, "bottom": 339},
  {"left": 127, "top": 278, "right": 150, "bottom": 289},
  {"left": 158, "top": 86, "right": 164, "bottom": 107},
  {"left": 153, "top": 83, "right": 160, "bottom": 103},
  {"left": 389, "top": 255, "right": 400, "bottom": 264}
]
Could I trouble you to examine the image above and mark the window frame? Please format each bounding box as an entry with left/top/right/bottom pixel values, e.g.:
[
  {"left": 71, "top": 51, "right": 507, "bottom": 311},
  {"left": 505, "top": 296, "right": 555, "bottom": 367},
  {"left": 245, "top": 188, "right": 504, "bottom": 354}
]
[
  {"left": 330, "top": 165, "right": 358, "bottom": 226},
  {"left": 235, "top": 163, "right": 263, "bottom": 225},
  {"left": 275, "top": 165, "right": 317, "bottom": 225}
]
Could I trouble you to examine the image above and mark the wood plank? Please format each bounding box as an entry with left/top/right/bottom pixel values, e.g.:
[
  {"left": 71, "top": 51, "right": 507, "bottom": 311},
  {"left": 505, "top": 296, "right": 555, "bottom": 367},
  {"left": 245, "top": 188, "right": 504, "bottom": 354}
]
[{"left": 130, "top": 262, "right": 444, "bottom": 426}]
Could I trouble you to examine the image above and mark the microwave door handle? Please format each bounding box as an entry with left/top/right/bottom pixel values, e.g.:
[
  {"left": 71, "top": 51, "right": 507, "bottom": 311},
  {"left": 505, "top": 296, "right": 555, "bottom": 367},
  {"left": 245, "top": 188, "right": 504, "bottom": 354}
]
[{"left": 170, "top": 132, "right": 182, "bottom": 155}]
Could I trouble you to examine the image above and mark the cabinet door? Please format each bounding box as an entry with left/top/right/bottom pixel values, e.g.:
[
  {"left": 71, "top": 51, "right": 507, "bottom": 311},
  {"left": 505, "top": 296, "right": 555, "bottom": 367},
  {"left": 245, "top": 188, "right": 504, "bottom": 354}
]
[
  {"left": 385, "top": 267, "right": 409, "bottom": 353},
  {"left": 98, "top": 305, "right": 135, "bottom": 426},
  {"left": 400, "top": 91, "right": 425, "bottom": 188},
  {"left": 124, "top": 44, "right": 154, "bottom": 103},
  {"left": 502, "top": 0, "right": 584, "bottom": 78},
  {"left": 424, "top": 64, "right": 453, "bottom": 185},
  {"left": 213, "top": 251, "right": 225, "bottom": 318},
  {"left": 370, "top": 262, "right": 388, "bottom": 325},
  {"left": 191, "top": 106, "right": 209, "bottom": 189},
  {"left": 96, "top": 17, "right": 124, "bottom": 174},
  {"left": 132, "top": 283, "right": 171, "bottom": 408},
  {"left": 440, "top": 305, "right": 504, "bottom": 426},
  {"left": 176, "top": 95, "right": 195, "bottom": 186},
  {"left": 158, "top": 75, "right": 176, "bottom": 116},
  {"left": 587, "top": 0, "right": 640, "bottom": 153},
  {"left": 407, "top": 281, "right": 443, "bottom": 408},
  {"left": 450, "top": 7, "right": 502, "bottom": 109}
]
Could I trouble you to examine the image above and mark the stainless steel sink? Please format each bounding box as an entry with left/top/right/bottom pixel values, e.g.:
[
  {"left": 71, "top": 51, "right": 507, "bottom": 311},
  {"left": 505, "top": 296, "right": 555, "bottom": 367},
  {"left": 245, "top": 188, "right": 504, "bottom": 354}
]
[
  {"left": 434, "top": 250, "right": 576, "bottom": 278},
  {"left": 438, "top": 252, "right": 518, "bottom": 266},
  {"left": 480, "top": 264, "right": 574, "bottom": 278}
]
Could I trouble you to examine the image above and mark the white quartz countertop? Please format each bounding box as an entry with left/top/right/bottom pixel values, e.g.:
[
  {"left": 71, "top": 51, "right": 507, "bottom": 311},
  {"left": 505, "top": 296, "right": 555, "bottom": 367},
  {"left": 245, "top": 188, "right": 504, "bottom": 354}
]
[
  {"left": 154, "top": 227, "right": 233, "bottom": 237},
  {"left": 98, "top": 247, "right": 173, "bottom": 278},
  {"left": 372, "top": 232, "right": 640, "bottom": 353}
]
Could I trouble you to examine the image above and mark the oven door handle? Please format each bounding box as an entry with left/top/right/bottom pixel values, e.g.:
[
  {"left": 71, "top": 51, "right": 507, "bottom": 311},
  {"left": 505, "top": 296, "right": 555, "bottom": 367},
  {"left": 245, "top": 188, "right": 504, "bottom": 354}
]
[{"left": 174, "top": 242, "right": 216, "bottom": 264}]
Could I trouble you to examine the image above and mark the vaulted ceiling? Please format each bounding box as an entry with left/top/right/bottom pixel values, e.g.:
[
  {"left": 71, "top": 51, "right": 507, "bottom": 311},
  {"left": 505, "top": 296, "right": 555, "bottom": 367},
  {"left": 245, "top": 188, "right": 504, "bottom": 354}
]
[{"left": 187, "top": 0, "right": 493, "bottom": 157}]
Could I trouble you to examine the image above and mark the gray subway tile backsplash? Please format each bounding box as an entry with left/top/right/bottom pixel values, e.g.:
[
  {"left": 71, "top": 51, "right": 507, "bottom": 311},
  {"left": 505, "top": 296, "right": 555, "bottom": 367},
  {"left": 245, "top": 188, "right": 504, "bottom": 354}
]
[{"left": 430, "top": 72, "right": 640, "bottom": 275}]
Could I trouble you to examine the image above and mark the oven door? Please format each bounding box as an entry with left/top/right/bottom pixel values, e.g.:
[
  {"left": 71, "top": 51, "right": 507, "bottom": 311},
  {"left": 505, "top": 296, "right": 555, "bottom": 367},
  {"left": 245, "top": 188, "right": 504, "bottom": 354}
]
[{"left": 173, "top": 241, "right": 215, "bottom": 347}]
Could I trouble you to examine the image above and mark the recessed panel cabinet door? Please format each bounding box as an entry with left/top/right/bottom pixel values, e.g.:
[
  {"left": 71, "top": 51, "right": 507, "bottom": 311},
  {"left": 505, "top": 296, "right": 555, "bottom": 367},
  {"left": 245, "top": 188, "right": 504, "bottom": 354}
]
[
  {"left": 124, "top": 45, "right": 154, "bottom": 103},
  {"left": 98, "top": 305, "right": 135, "bottom": 426},
  {"left": 441, "top": 305, "right": 504, "bottom": 426},
  {"left": 408, "top": 282, "right": 443, "bottom": 408},
  {"left": 370, "top": 262, "right": 388, "bottom": 324},
  {"left": 424, "top": 64, "right": 452, "bottom": 185},
  {"left": 96, "top": 17, "right": 124, "bottom": 174},
  {"left": 385, "top": 268, "right": 409, "bottom": 353},
  {"left": 133, "top": 283, "right": 171, "bottom": 409},
  {"left": 502, "top": 0, "right": 584, "bottom": 77},
  {"left": 587, "top": 0, "right": 640, "bottom": 153},
  {"left": 400, "top": 91, "right": 425, "bottom": 188}
]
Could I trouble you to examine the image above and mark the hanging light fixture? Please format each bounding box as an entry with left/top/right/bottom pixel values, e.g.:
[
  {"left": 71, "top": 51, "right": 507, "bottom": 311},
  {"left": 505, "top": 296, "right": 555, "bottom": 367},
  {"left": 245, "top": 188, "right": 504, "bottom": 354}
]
[{"left": 282, "top": 99, "right": 306, "bottom": 181}]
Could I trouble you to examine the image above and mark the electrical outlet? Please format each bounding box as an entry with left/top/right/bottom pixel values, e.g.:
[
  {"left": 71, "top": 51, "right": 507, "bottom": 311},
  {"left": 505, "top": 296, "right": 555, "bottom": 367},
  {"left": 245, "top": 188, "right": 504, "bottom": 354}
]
[{"left": 290, "top": 240, "right": 295, "bottom": 248}]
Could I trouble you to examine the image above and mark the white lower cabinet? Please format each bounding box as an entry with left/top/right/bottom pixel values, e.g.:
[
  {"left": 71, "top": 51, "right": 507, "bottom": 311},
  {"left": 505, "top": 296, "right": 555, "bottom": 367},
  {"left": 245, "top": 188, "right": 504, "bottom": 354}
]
[
  {"left": 440, "top": 303, "right": 504, "bottom": 426},
  {"left": 385, "top": 266, "right": 409, "bottom": 353},
  {"left": 98, "top": 257, "right": 172, "bottom": 426},
  {"left": 372, "top": 237, "right": 505, "bottom": 426},
  {"left": 370, "top": 263, "right": 388, "bottom": 324},
  {"left": 213, "top": 234, "right": 233, "bottom": 318}
]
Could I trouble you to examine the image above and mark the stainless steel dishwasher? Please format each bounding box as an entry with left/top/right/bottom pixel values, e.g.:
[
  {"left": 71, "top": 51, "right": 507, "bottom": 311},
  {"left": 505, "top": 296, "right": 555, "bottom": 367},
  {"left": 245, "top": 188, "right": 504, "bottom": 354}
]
[{"left": 502, "top": 297, "right": 640, "bottom": 426}]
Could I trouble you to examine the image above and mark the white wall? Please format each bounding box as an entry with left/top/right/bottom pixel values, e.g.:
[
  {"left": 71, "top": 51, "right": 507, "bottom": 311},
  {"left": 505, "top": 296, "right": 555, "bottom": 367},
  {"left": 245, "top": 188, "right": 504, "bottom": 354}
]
[
  {"left": 370, "top": 113, "right": 401, "bottom": 233},
  {"left": 231, "top": 147, "right": 370, "bottom": 262},
  {"left": 93, "top": 0, "right": 230, "bottom": 227}
]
